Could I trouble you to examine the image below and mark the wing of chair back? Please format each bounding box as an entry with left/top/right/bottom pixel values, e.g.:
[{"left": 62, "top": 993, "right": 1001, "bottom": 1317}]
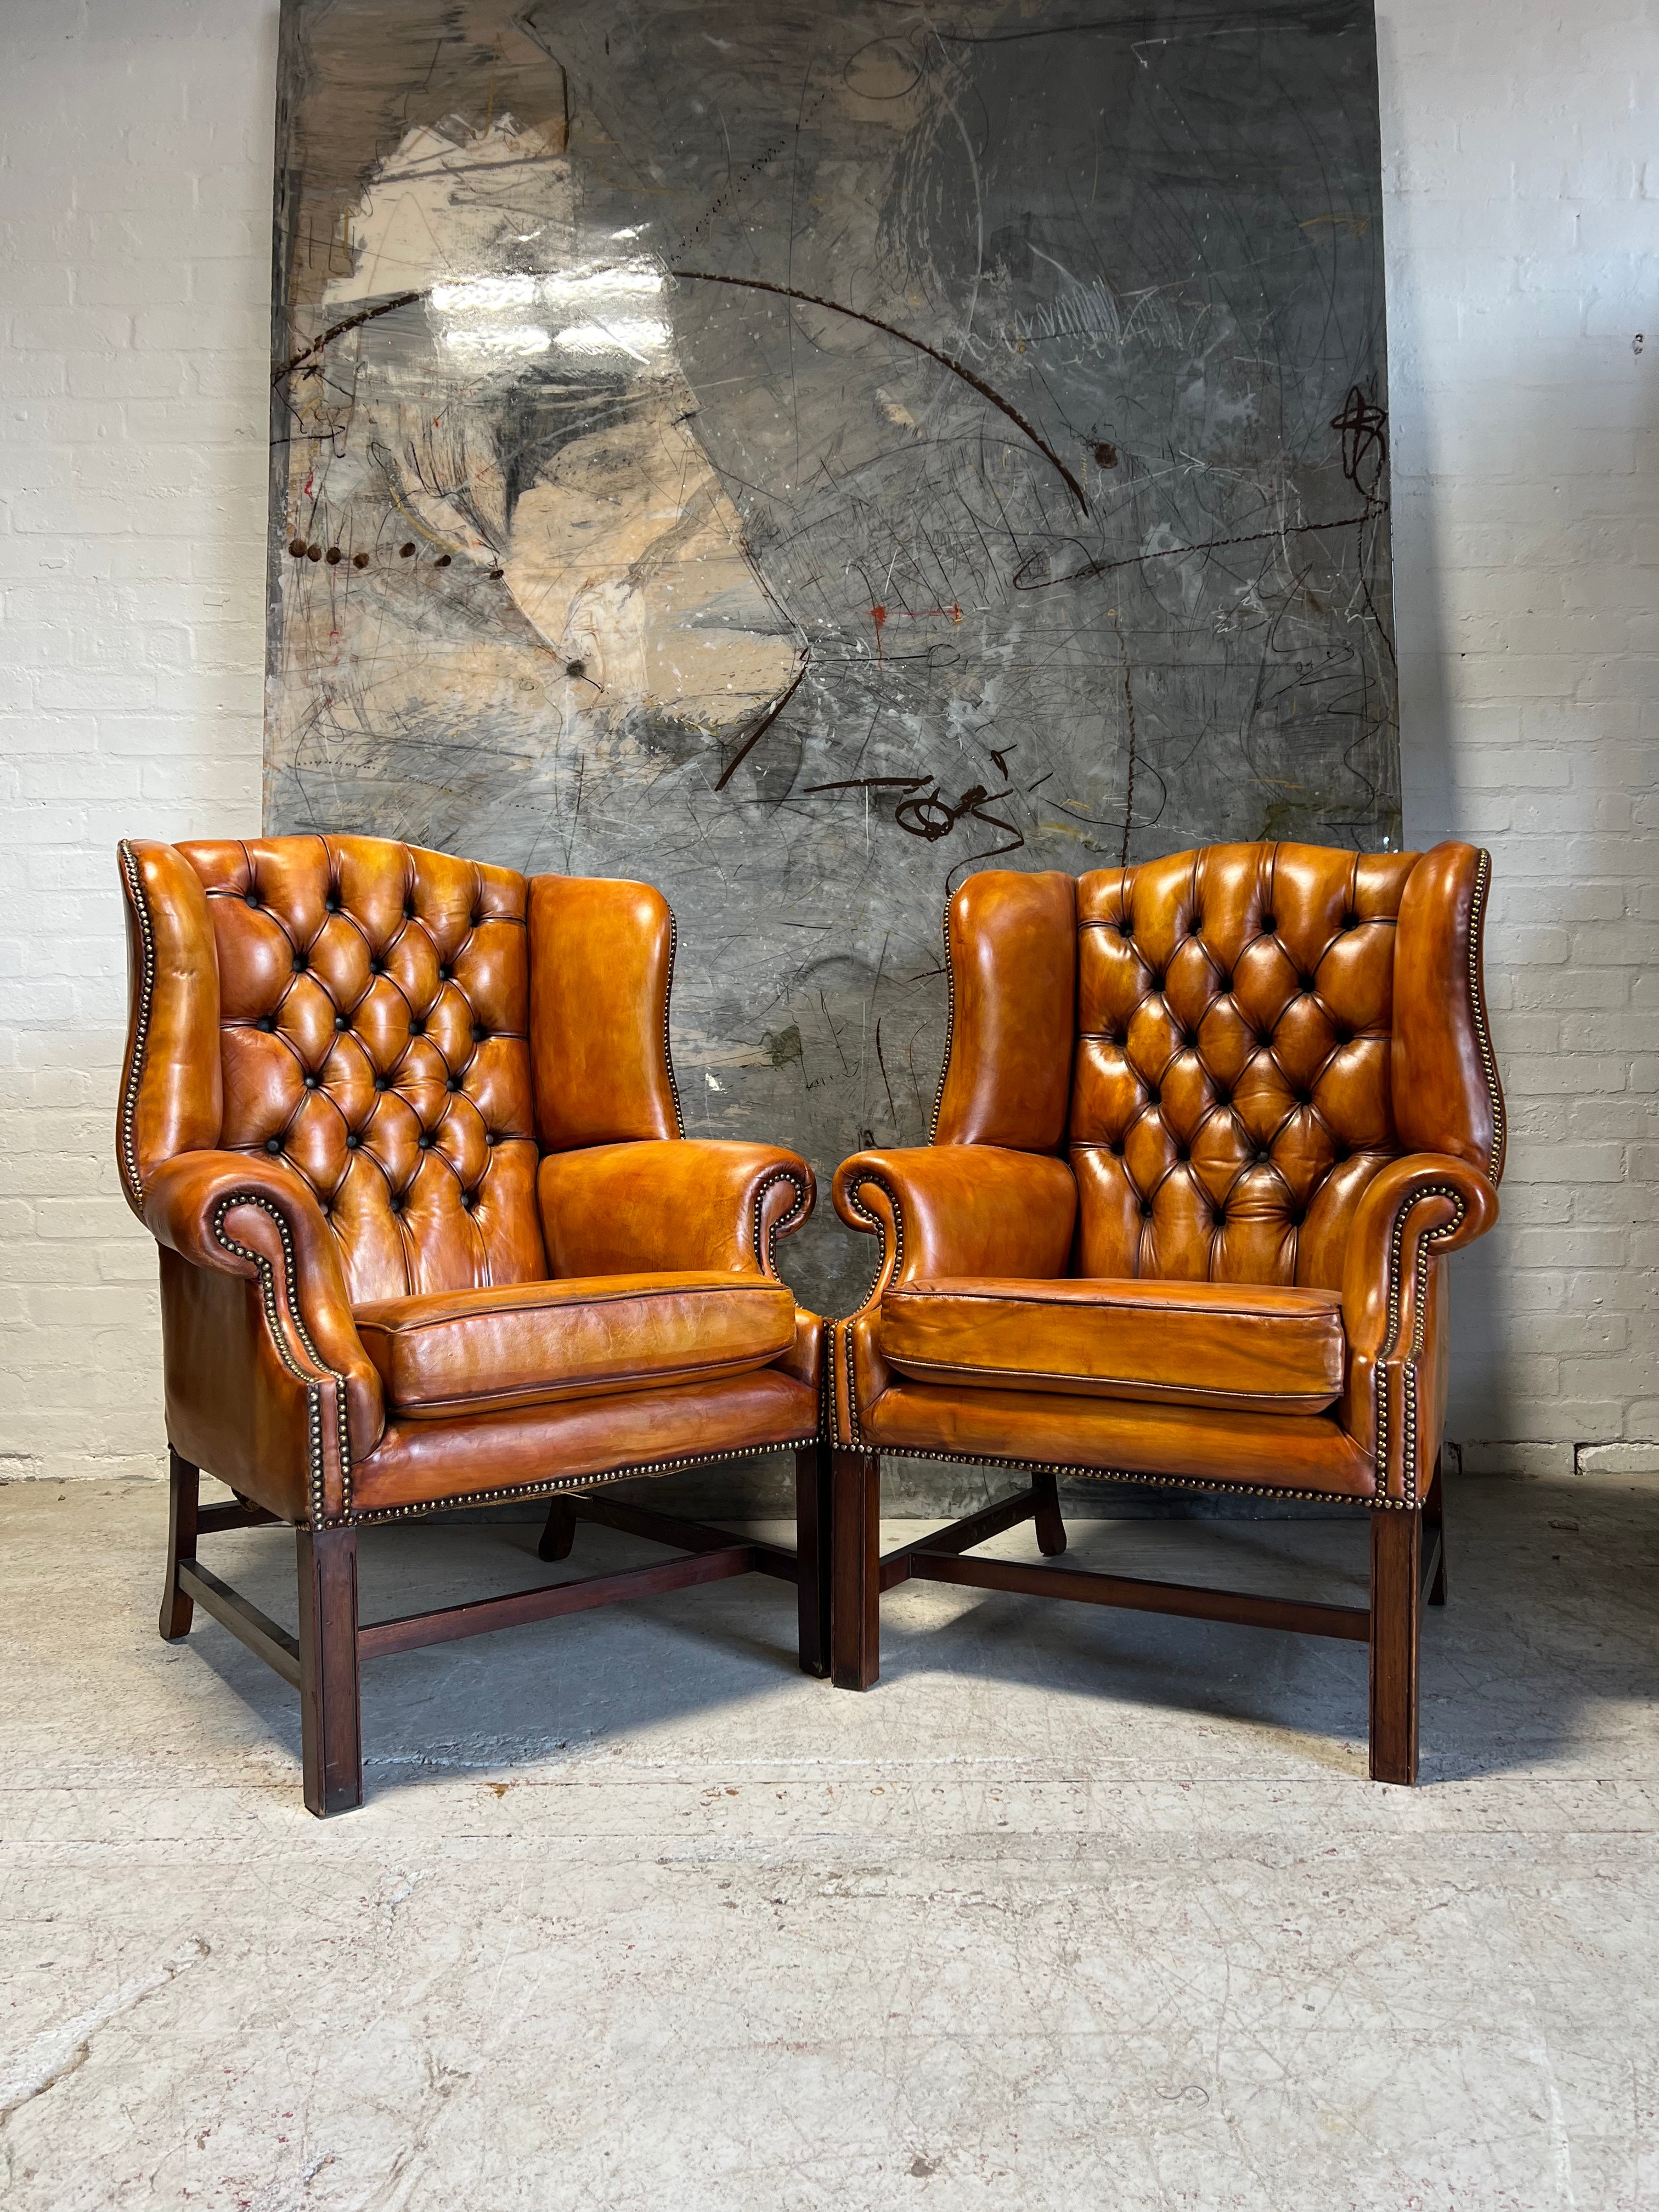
[
  {"left": 830, "top": 870, "right": 1080, "bottom": 1443},
  {"left": 831, "top": 844, "right": 1504, "bottom": 1502},
  {"left": 119, "top": 841, "right": 819, "bottom": 1527},
  {"left": 527, "top": 872, "right": 820, "bottom": 1390}
]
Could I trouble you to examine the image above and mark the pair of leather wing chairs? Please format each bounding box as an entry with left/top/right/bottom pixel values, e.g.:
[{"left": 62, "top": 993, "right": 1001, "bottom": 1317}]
[{"left": 117, "top": 832, "right": 1503, "bottom": 1814}]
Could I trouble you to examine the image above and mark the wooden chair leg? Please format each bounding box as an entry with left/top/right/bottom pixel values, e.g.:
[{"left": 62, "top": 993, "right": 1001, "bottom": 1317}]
[
  {"left": 1369, "top": 1506, "right": 1423, "bottom": 1785},
  {"left": 795, "top": 1441, "right": 833, "bottom": 1678},
  {"left": 298, "top": 1524, "right": 362, "bottom": 1818},
  {"left": 831, "top": 1448, "right": 882, "bottom": 1691},
  {"left": 538, "top": 1498, "right": 577, "bottom": 1562},
  {"left": 1032, "top": 1467, "right": 1068, "bottom": 1556},
  {"left": 1424, "top": 1452, "right": 1448, "bottom": 1606},
  {"left": 159, "top": 1447, "right": 199, "bottom": 1641}
]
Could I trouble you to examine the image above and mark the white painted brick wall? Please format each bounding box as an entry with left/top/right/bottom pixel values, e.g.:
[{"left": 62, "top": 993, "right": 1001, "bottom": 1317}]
[{"left": 1, "top": 0, "right": 1653, "bottom": 1481}]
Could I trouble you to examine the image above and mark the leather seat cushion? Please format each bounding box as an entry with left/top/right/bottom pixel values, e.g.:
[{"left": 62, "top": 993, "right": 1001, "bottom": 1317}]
[
  {"left": 879, "top": 1275, "right": 1346, "bottom": 1414},
  {"left": 355, "top": 1272, "right": 798, "bottom": 1417}
]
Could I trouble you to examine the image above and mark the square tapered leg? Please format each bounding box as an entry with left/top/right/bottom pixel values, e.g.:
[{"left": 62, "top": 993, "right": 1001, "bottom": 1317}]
[
  {"left": 298, "top": 1524, "right": 362, "bottom": 1818},
  {"left": 1369, "top": 1507, "right": 1423, "bottom": 1785}
]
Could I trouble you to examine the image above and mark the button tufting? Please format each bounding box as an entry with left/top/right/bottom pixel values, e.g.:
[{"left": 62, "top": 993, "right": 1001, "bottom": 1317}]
[
  {"left": 409, "top": 1019, "right": 425, "bottom": 1037},
  {"left": 403, "top": 903, "right": 415, "bottom": 920},
  {"left": 303, "top": 1074, "right": 318, "bottom": 1090},
  {"left": 292, "top": 953, "right": 308, "bottom": 973},
  {"left": 485, "top": 1131, "right": 499, "bottom": 1147},
  {"left": 1301, "top": 973, "right": 1317, "bottom": 992},
  {"left": 264, "top": 1137, "right": 281, "bottom": 1154},
  {"left": 461, "top": 1192, "right": 476, "bottom": 1211},
  {"left": 326, "top": 896, "right": 341, "bottom": 913},
  {"left": 1289, "top": 1208, "right": 1305, "bottom": 1226},
  {"left": 418, "top": 1133, "right": 433, "bottom": 1150},
  {"left": 1139, "top": 1199, "right": 1154, "bottom": 1219},
  {"left": 1343, "top": 911, "right": 1361, "bottom": 930},
  {"left": 369, "top": 957, "right": 385, "bottom": 975},
  {"left": 374, "top": 1075, "right": 390, "bottom": 1092},
  {"left": 1213, "top": 1208, "right": 1228, "bottom": 1228},
  {"left": 257, "top": 1015, "right": 274, "bottom": 1033},
  {"left": 438, "top": 964, "right": 452, "bottom": 981},
  {"left": 473, "top": 1028, "right": 490, "bottom": 1043},
  {"left": 446, "top": 1076, "right": 461, "bottom": 1093},
  {"left": 1214, "top": 1087, "right": 1231, "bottom": 1107},
  {"left": 346, "top": 1133, "right": 360, "bottom": 1151},
  {"left": 1146, "top": 1088, "right": 1161, "bottom": 1108},
  {"left": 245, "top": 890, "right": 260, "bottom": 909},
  {"left": 470, "top": 910, "right": 483, "bottom": 927},
  {"left": 1175, "top": 1143, "right": 1189, "bottom": 1163},
  {"left": 1260, "top": 913, "right": 1276, "bottom": 932}
]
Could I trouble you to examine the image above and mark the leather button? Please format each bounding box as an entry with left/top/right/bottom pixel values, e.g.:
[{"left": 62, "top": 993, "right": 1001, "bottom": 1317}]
[
  {"left": 1138, "top": 1199, "right": 1153, "bottom": 1219},
  {"left": 1108, "top": 1139, "right": 1124, "bottom": 1158},
  {"left": 418, "top": 1133, "right": 433, "bottom": 1150},
  {"left": 469, "top": 910, "right": 483, "bottom": 927},
  {"left": 409, "top": 1019, "right": 425, "bottom": 1037},
  {"left": 403, "top": 904, "right": 415, "bottom": 920},
  {"left": 446, "top": 1076, "right": 461, "bottom": 1094},
  {"left": 1300, "top": 973, "right": 1317, "bottom": 992},
  {"left": 369, "top": 958, "right": 385, "bottom": 975},
  {"left": 1297, "top": 1090, "right": 1313, "bottom": 1107},
  {"left": 438, "top": 964, "right": 452, "bottom": 981},
  {"left": 1175, "top": 1144, "right": 1189, "bottom": 1163},
  {"left": 1191, "top": 915, "right": 1204, "bottom": 935},
  {"left": 302, "top": 1074, "right": 318, "bottom": 1090},
  {"left": 334, "top": 1013, "right": 348, "bottom": 1031},
  {"left": 390, "top": 1196, "right": 404, "bottom": 1214},
  {"left": 473, "top": 1029, "right": 491, "bottom": 1044},
  {"left": 1146, "top": 1089, "right": 1161, "bottom": 1108},
  {"left": 264, "top": 1137, "right": 281, "bottom": 1155},
  {"left": 1257, "top": 1032, "right": 1273, "bottom": 1049},
  {"left": 1260, "top": 913, "right": 1276, "bottom": 932},
  {"left": 1334, "top": 1026, "right": 1352, "bottom": 1045},
  {"left": 325, "top": 896, "right": 341, "bottom": 913},
  {"left": 245, "top": 890, "right": 260, "bottom": 909},
  {"left": 1289, "top": 1208, "right": 1305, "bottom": 1226},
  {"left": 1213, "top": 1209, "right": 1227, "bottom": 1228},
  {"left": 461, "top": 1192, "right": 476, "bottom": 1211},
  {"left": 1213, "top": 1088, "right": 1231, "bottom": 1107},
  {"left": 1256, "top": 1148, "right": 1271, "bottom": 1165},
  {"left": 1343, "top": 911, "right": 1361, "bottom": 930},
  {"left": 486, "top": 1132, "right": 498, "bottom": 1147},
  {"left": 292, "top": 953, "right": 308, "bottom": 974},
  {"left": 374, "top": 1076, "right": 390, "bottom": 1092},
  {"left": 1218, "top": 972, "right": 1233, "bottom": 991},
  {"left": 257, "top": 1015, "right": 274, "bottom": 1033},
  {"left": 345, "top": 1133, "right": 360, "bottom": 1151}
]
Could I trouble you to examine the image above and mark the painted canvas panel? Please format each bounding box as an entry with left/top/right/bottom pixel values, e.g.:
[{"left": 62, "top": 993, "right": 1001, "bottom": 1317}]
[{"left": 267, "top": 0, "right": 1396, "bottom": 1308}]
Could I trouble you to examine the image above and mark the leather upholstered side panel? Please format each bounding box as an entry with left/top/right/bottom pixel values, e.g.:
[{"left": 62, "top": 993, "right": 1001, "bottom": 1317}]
[
  {"left": 116, "top": 839, "right": 223, "bottom": 1212},
  {"left": 1392, "top": 842, "right": 1505, "bottom": 1184},
  {"left": 528, "top": 874, "right": 681, "bottom": 1152},
  {"left": 932, "top": 870, "right": 1076, "bottom": 1150}
]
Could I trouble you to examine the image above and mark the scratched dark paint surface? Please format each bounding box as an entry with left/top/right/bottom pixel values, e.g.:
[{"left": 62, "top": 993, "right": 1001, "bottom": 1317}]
[{"left": 267, "top": 0, "right": 1396, "bottom": 1311}]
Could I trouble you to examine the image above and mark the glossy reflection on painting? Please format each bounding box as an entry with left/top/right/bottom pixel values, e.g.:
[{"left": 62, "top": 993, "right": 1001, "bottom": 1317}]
[{"left": 268, "top": 0, "right": 1397, "bottom": 1307}]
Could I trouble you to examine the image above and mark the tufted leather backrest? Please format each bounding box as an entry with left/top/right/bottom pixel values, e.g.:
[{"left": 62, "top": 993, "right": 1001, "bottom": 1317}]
[
  {"left": 1069, "top": 840, "right": 1493, "bottom": 1290},
  {"left": 180, "top": 834, "right": 545, "bottom": 1303}
]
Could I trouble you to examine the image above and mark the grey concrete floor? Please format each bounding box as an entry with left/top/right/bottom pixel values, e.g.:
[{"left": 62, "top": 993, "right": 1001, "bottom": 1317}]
[{"left": 1, "top": 1473, "right": 1656, "bottom": 2211}]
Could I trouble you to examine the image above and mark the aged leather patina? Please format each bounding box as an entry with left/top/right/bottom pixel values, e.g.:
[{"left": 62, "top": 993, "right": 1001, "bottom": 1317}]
[
  {"left": 119, "top": 832, "right": 826, "bottom": 1815},
  {"left": 829, "top": 841, "right": 1504, "bottom": 1784}
]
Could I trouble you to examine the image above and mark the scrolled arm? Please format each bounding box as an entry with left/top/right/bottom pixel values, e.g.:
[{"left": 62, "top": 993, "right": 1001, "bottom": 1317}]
[
  {"left": 830, "top": 1145, "right": 1077, "bottom": 1447},
  {"left": 1340, "top": 1152, "right": 1499, "bottom": 1500},
  {"left": 832, "top": 1146, "right": 1077, "bottom": 1306},
  {"left": 537, "top": 1139, "right": 815, "bottom": 1282},
  {"left": 143, "top": 1150, "right": 386, "bottom": 1465}
]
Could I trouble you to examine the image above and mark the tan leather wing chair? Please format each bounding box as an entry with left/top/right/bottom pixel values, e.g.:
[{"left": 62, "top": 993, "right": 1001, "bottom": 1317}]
[
  {"left": 829, "top": 842, "right": 1504, "bottom": 1783},
  {"left": 118, "top": 834, "right": 827, "bottom": 1815}
]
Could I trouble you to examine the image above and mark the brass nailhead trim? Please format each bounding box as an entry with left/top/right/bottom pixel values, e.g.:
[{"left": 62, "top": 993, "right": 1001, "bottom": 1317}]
[
  {"left": 664, "top": 908, "right": 685, "bottom": 1138},
  {"left": 116, "top": 840, "right": 156, "bottom": 1211},
  {"left": 1469, "top": 848, "right": 1504, "bottom": 1187},
  {"left": 927, "top": 903, "right": 956, "bottom": 1143},
  {"left": 211, "top": 1192, "right": 353, "bottom": 1526},
  {"left": 751, "top": 1165, "right": 811, "bottom": 1276},
  {"left": 349, "top": 1434, "right": 819, "bottom": 1525}
]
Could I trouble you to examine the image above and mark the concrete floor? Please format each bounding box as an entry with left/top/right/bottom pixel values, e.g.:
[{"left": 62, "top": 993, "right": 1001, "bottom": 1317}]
[{"left": 1, "top": 1474, "right": 1655, "bottom": 2210}]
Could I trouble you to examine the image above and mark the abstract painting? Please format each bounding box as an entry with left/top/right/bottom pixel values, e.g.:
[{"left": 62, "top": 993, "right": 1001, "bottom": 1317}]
[{"left": 267, "top": 0, "right": 1396, "bottom": 1309}]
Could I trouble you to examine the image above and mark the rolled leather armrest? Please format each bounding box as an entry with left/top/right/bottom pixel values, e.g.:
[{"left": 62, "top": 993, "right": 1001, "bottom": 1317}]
[
  {"left": 830, "top": 1145, "right": 1077, "bottom": 1446},
  {"left": 538, "top": 1139, "right": 815, "bottom": 1281},
  {"left": 1340, "top": 1152, "right": 1499, "bottom": 1497},
  {"left": 832, "top": 1145, "right": 1077, "bottom": 1302},
  {"left": 142, "top": 1149, "right": 386, "bottom": 1462}
]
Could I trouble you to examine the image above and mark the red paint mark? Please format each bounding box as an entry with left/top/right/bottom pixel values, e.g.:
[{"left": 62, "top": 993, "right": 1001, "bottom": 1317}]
[
  {"left": 906, "top": 603, "right": 963, "bottom": 623},
  {"left": 870, "top": 603, "right": 887, "bottom": 662},
  {"left": 302, "top": 472, "right": 314, "bottom": 498}
]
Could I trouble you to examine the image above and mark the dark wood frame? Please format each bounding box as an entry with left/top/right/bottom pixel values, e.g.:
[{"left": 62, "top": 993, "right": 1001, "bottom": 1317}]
[
  {"left": 161, "top": 1442, "right": 834, "bottom": 1817},
  {"left": 830, "top": 1449, "right": 1446, "bottom": 1785}
]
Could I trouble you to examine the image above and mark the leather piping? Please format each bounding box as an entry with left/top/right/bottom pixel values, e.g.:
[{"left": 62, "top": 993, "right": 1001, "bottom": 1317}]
[
  {"left": 1374, "top": 1182, "right": 1467, "bottom": 1508},
  {"left": 1469, "top": 848, "right": 1504, "bottom": 1187},
  {"left": 210, "top": 1191, "right": 353, "bottom": 1527},
  {"left": 116, "top": 839, "right": 155, "bottom": 1214},
  {"left": 926, "top": 902, "right": 956, "bottom": 1142},
  {"left": 664, "top": 909, "right": 685, "bottom": 1137},
  {"left": 349, "top": 1432, "right": 820, "bottom": 1525},
  {"left": 751, "top": 1164, "right": 812, "bottom": 1276},
  {"left": 882, "top": 1355, "right": 1339, "bottom": 1412}
]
